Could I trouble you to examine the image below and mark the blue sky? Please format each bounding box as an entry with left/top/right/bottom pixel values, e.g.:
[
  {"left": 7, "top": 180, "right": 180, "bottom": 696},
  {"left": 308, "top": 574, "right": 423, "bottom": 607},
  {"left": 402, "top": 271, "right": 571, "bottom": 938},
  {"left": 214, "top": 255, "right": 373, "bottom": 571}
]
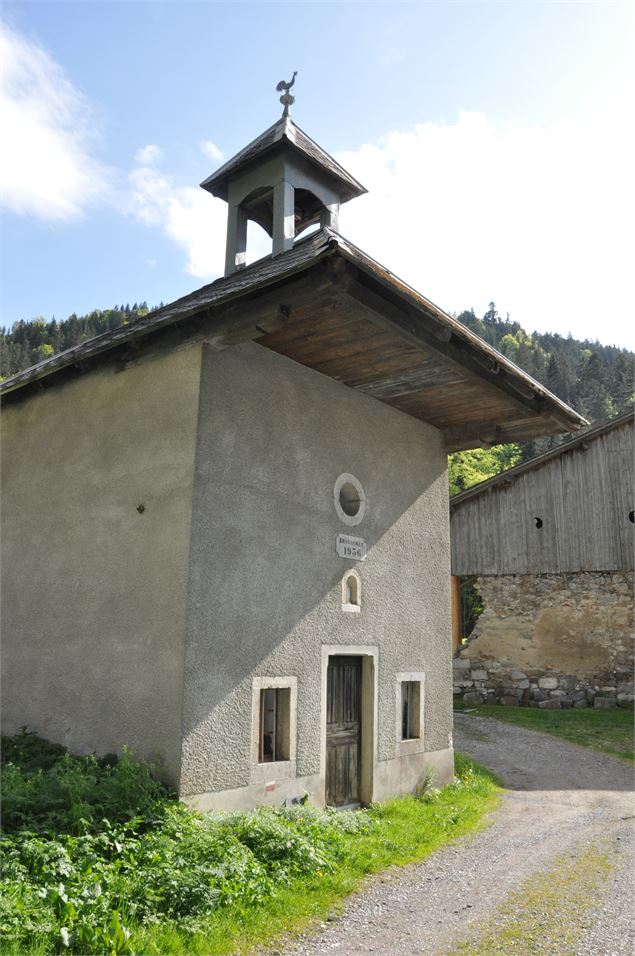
[{"left": 2, "top": 1, "right": 634, "bottom": 348}]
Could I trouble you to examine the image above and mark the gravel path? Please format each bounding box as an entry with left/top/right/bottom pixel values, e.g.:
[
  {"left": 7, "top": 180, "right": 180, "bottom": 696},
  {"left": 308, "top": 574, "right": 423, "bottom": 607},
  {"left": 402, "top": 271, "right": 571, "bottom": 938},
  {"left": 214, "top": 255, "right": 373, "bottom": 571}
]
[{"left": 275, "top": 714, "right": 634, "bottom": 956}]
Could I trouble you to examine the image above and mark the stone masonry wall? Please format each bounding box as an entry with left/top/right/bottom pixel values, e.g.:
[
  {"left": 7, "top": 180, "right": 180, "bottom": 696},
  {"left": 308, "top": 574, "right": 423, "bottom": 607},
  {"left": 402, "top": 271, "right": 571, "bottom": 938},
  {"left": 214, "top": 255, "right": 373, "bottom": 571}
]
[{"left": 453, "top": 572, "right": 634, "bottom": 709}]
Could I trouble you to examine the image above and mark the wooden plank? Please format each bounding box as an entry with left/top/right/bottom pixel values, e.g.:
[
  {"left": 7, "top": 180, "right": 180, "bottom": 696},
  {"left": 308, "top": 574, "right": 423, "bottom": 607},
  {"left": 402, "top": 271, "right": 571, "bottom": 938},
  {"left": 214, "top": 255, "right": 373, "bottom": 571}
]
[
  {"left": 326, "top": 657, "right": 361, "bottom": 807},
  {"left": 450, "top": 418, "right": 633, "bottom": 575},
  {"left": 451, "top": 576, "right": 461, "bottom": 652}
]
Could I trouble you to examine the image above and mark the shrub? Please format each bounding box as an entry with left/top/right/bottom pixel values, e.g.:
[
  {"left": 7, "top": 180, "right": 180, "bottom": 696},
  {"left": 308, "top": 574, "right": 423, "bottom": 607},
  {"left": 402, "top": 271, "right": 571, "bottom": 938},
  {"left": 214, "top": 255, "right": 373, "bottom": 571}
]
[
  {"left": 0, "top": 732, "right": 497, "bottom": 955},
  {"left": 0, "top": 732, "right": 376, "bottom": 953},
  {"left": 1, "top": 729, "right": 170, "bottom": 835}
]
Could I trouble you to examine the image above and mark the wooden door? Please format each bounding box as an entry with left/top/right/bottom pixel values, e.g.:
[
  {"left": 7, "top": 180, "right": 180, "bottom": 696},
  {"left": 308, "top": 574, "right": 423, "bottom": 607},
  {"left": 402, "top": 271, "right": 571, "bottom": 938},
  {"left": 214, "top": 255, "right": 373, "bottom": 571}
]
[{"left": 326, "top": 656, "right": 362, "bottom": 807}]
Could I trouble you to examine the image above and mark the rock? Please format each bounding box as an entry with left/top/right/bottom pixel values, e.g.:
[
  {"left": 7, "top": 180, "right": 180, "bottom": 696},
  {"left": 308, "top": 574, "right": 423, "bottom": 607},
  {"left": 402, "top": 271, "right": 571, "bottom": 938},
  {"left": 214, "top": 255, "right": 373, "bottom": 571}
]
[
  {"left": 538, "top": 699, "right": 562, "bottom": 709},
  {"left": 463, "top": 691, "right": 484, "bottom": 705},
  {"left": 455, "top": 679, "right": 474, "bottom": 689},
  {"left": 501, "top": 695, "right": 521, "bottom": 707},
  {"left": 594, "top": 696, "right": 616, "bottom": 710},
  {"left": 573, "top": 699, "right": 588, "bottom": 708},
  {"left": 531, "top": 690, "right": 548, "bottom": 702},
  {"left": 511, "top": 671, "right": 528, "bottom": 680},
  {"left": 513, "top": 679, "right": 530, "bottom": 689},
  {"left": 538, "top": 677, "right": 559, "bottom": 690},
  {"left": 559, "top": 675, "right": 578, "bottom": 692},
  {"left": 616, "top": 694, "right": 634, "bottom": 707},
  {"left": 470, "top": 669, "right": 488, "bottom": 681},
  {"left": 502, "top": 686, "right": 523, "bottom": 698},
  {"left": 453, "top": 658, "right": 471, "bottom": 671}
]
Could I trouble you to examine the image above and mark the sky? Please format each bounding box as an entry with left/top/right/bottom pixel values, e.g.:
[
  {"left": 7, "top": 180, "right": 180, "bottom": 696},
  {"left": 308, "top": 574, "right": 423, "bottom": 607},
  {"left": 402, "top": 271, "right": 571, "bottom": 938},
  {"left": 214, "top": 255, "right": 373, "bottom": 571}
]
[{"left": 1, "top": 1, "right": 634, "bottom": 349}]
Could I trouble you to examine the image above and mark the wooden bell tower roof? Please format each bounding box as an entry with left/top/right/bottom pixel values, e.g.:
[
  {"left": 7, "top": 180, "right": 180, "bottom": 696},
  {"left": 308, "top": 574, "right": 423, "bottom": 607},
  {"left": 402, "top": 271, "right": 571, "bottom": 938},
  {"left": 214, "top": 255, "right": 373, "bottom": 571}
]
[{"left": 200, "top": 115, "right": 366, "bottom": 206}]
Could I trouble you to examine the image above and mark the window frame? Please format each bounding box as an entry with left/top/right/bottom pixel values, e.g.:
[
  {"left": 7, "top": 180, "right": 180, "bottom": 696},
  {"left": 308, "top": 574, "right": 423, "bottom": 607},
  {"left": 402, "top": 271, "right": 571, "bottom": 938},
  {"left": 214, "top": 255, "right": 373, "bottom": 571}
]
[
  {"left": 395, "top": 672, "right": 426, "bottom": 756},
  {"left": 341, "top": 569, "right": 362, "bottom": 613},
  {"left": 250, "top": 676, "right": 297, "bottom": 784}
]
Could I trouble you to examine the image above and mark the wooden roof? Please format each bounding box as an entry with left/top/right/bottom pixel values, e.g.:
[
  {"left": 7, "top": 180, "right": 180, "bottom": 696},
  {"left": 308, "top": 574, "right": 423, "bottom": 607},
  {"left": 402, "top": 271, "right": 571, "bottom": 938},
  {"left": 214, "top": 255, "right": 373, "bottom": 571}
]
[
  {"left": 200, "top": 116, "right": 366, "bottom": 204},
  {"left": 451, "top": 410, "right": 633, "bottom": 506},
  {"left": 0, "top": 228, "right": 587, "bottom": 451}
]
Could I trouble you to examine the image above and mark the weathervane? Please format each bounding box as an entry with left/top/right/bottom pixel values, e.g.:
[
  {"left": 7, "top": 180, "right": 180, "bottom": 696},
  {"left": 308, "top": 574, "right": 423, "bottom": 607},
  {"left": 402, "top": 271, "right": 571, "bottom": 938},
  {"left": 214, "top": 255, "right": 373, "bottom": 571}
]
[{"left": 276, "top": 71, "right": 297, "bottom": 117}]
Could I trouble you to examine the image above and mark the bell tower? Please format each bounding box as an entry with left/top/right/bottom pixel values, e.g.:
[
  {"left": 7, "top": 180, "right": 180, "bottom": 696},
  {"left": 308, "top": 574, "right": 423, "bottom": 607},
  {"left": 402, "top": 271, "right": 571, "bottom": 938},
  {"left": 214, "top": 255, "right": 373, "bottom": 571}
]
[{"left": 200, "top": 75, "right": 367, "bottom": 276}]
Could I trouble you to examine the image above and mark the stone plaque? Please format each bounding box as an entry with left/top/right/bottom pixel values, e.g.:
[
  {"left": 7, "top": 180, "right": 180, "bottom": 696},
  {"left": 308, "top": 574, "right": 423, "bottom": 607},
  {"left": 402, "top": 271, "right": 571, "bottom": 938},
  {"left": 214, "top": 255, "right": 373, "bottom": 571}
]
[{"left": 335, "top": 534, "right": 367, "bottom": 561}]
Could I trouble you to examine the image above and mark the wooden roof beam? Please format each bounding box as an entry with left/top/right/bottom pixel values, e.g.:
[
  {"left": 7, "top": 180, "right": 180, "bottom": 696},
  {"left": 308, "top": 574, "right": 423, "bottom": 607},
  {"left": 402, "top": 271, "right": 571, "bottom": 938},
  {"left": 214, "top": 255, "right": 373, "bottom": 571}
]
[{"left": 337, "top": 270, "right": 581, "bottom": 435}]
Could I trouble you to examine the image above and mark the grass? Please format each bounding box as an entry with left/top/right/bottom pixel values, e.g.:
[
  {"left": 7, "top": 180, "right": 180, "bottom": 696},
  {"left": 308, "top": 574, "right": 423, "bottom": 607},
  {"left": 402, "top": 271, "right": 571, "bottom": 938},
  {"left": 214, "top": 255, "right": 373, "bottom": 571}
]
[
  {"left": 454, "top": 702, "right": 634, "bottom": 762},
  {"left": 132, "top": 754, "right": 500, "bottom": 955},
  {"left": 447, "top": 843, "right": 613, "bottom": 955},
  {"left": 1, "top": 731, "right": 500, "bottom": 955}
]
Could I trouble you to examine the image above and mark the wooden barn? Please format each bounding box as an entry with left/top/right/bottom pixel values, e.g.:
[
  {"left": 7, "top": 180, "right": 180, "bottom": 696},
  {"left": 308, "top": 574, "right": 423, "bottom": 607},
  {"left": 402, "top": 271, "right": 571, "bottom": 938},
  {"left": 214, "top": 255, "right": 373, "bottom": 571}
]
[{"left": 451, "top": 411, "right": 634, "bottom": 709}]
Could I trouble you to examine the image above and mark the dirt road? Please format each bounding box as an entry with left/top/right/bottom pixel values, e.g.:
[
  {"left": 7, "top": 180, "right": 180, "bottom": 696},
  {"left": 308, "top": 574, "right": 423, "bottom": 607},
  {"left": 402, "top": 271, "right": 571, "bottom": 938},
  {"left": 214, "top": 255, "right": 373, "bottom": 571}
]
[{"left": 281, "top": 714, "right": 634, "bottom": 955}]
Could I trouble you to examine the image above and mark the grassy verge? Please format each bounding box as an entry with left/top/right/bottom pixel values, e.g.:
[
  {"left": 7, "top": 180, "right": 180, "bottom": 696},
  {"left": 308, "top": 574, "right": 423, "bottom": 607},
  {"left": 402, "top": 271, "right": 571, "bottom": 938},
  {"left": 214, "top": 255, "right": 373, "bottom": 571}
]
[
  {"left": 1, "top": 731, "right": 500, "bottom": 955},
  {"left": 455, "top": 702, "right": 634, "bottom": 762},
  {"left": 447, "top": 843, "right": 613, "bottom": 955}
]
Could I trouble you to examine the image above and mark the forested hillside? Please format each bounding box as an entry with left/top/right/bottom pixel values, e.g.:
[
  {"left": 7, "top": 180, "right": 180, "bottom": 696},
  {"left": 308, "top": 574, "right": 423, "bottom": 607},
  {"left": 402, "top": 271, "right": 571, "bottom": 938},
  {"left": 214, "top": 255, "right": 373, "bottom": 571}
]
[
  {"left": 1, "top": 301, "right": 632, "bottom": 495},
  {"left": 449, "top": 303, "right": 633, "bottom": 493},
  {"left": 0, "top": 303, "right": 155, "bottom": 379}
]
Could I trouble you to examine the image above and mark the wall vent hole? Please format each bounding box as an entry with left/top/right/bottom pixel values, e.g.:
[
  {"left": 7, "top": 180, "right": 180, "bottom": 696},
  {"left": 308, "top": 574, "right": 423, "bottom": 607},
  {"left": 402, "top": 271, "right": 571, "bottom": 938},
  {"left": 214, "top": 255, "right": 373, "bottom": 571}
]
[
  {"left": 534, "top": 516, "right": 543, "bottom": 529},
  {"left": 629, "top": 510, "right": 634, "bottom": 524},
  {"left": 339, "top": 482, "right": 361, "bottom": 517}
]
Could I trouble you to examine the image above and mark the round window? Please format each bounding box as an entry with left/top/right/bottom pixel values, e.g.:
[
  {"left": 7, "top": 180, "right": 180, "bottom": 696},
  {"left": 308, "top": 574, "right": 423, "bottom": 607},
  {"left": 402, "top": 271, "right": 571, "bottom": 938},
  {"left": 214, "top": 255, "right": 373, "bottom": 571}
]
[{"left": 333, "top": 473, "right": 366, "bottom": 526}]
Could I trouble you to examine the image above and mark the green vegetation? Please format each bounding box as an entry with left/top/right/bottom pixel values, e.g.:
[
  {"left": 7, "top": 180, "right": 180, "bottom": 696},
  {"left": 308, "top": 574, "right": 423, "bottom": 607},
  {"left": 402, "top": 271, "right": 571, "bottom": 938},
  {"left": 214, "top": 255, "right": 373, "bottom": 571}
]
[
  {"left": 449, "top": 444, "right": 522, "bottom": 496},
  {"left": 447, "top": 302, "right": 633, "bottom": 494},
  {"left": 455, "top": 703, "right": 634, "bottom": 762},
  {"left": 448, "top": 843, "right": 612, "bottom": 955},
  {"left": 1, "top": 730, "right": 500, "bottom": 955}
]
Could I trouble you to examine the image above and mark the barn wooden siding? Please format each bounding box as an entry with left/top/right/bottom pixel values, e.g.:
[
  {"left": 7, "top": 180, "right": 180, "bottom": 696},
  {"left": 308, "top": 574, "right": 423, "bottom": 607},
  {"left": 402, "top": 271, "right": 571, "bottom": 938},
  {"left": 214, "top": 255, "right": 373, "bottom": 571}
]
[{"left": 450, "top": 416, "right": 634, "bottom": 575}]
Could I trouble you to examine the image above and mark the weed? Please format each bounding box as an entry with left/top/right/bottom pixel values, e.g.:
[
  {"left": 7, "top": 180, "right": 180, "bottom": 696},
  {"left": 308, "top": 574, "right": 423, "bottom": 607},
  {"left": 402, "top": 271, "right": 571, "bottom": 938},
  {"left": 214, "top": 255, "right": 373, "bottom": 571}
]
[{"left": 1, "top": 734, "right": 499, "bottom": 955}]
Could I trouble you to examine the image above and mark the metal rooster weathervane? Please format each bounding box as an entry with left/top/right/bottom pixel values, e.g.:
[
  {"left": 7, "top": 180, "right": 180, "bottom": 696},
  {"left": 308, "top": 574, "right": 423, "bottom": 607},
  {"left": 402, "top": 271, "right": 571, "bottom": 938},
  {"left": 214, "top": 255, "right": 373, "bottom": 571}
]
[{"left": 276, "top": 71, "right": 297, "bottom": 117}]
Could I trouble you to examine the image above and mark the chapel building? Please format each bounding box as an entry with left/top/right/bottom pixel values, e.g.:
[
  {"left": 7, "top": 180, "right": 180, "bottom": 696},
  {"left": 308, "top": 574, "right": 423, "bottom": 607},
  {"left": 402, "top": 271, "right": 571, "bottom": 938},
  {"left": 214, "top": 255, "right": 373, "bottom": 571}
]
[{"left": 0, "top": 96, "right": 586, "bottom": 809}]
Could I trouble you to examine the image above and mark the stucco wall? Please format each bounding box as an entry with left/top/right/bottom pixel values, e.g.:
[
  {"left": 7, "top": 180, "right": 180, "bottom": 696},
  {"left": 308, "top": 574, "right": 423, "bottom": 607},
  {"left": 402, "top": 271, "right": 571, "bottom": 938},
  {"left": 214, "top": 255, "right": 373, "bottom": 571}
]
[
  {"left": 453, "top": 572, "right": 634, "bottom": 708},
  {"left": 1, "top": 346, "right": 203, "bottom": 784},
  {"left": 180, "top": 342, "right": 453, "bottom": 802}
]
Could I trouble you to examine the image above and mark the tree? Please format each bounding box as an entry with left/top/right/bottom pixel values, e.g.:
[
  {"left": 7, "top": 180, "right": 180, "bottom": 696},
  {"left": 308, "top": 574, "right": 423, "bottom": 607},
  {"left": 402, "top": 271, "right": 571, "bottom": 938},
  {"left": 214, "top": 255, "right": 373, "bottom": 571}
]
[{"left": 448, "top": 444, "right": 522, "bottom": 496}]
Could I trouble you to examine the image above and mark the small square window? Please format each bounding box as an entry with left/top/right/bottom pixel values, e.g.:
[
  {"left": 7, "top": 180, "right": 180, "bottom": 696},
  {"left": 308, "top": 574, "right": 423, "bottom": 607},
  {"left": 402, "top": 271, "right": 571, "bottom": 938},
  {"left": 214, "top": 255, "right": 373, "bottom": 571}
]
[
  {"left": 401, "top": 681, "right": 421, "bottom": 740},
  {"left": 259, "top": 687, "right": 291, "bottom": 762}
]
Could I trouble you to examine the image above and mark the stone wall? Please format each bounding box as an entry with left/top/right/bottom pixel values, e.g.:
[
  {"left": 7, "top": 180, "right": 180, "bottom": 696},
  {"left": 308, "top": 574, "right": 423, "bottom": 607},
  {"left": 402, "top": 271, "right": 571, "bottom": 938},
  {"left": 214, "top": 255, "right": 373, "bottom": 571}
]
[{"left": 453, "top": 572, "right": 634, "bottom": 709}]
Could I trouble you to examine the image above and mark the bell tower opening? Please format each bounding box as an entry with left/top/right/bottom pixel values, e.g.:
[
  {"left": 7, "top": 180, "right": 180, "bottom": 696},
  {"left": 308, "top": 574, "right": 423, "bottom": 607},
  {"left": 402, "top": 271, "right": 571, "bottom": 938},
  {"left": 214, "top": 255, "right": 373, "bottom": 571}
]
[{"left": 199, "top": 74, "right": 366, "bottom": 276}]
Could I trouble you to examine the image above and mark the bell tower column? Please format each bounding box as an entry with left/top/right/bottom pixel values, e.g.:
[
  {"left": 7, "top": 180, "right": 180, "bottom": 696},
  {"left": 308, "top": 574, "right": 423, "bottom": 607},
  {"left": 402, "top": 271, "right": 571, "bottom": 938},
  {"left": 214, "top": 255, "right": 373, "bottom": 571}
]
[
  {"left": 272, "top": 180, "right": 295, "bottom": 256},
  {"left": 225, "top": 203, "right": 248, "bottom": 275}
]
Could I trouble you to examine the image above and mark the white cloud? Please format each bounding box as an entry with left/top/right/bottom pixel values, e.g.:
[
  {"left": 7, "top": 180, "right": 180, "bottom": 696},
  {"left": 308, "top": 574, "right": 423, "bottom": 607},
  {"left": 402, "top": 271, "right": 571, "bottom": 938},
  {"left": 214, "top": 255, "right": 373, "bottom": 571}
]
[
  {"left": 201, "top": 140, "right": 224, "bottom": 162},
  {"left": 0, "top": 22, "right": 111, "bottom": 221},
  {"left": 128, "top": 163, "right": 225, "bottom": 278},
  {"left": 337, "top": 111, "right": 635, "bottom": 347},
  {"left": 134, "top": 144, "right": 162, "bottom": 166},
  {"left": 127, "top": 152, "right": 268, "bottom": 280}
]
